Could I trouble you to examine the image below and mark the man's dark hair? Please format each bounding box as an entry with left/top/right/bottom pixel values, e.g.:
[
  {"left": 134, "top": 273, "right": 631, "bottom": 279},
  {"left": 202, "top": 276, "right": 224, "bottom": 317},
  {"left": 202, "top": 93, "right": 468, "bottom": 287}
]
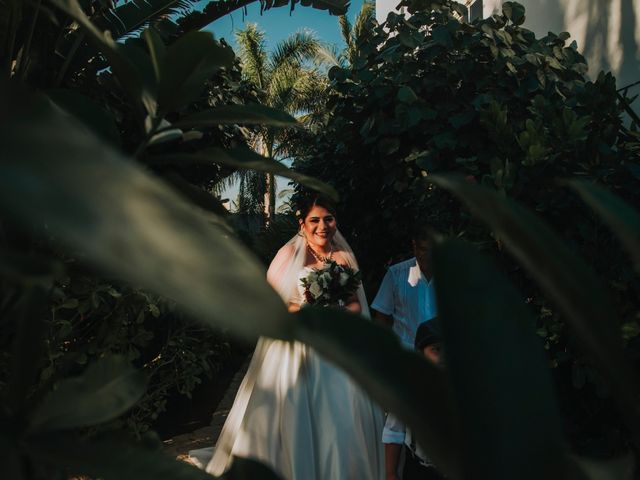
[{"left": 410, "top": 224, "right": 436, "bottom": 242}]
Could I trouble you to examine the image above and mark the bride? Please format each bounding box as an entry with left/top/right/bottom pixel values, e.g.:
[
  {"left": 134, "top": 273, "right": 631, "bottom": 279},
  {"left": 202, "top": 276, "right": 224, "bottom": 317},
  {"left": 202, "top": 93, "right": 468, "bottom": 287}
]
[{"left": 203, "top": 194, "right": 384, "bottom": 479}]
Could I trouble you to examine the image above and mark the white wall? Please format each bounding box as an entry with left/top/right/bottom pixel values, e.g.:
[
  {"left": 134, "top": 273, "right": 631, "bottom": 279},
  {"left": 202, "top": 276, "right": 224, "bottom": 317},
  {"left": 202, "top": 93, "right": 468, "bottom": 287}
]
[{"left": 375, "top": 0, "right": 640, "bottom": 89}]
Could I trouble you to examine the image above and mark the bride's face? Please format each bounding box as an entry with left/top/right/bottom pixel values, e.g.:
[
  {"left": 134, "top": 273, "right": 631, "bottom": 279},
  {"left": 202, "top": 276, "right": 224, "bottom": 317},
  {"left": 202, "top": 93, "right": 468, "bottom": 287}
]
[{"left": 301, "top": 205, "right": 337, "bottom": 249}]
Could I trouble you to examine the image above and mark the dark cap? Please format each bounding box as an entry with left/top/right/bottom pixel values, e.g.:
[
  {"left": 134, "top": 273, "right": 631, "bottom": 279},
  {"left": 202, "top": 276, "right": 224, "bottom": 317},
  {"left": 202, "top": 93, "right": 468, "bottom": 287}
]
[{"left": 415, "top": 318, "right": 441, "bottom": 351}]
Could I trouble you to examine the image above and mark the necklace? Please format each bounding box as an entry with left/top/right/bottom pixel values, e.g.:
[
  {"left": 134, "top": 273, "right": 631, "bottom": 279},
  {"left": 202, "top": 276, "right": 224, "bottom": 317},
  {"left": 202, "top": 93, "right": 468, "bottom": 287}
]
[{"left": 307, "top": 243, "right": 333, "bottom": 264}]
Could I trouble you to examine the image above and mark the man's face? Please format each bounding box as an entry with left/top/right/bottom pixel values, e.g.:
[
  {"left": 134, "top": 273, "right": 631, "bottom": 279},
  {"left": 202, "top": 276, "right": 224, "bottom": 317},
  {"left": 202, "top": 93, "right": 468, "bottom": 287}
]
[
  {"left": 422, "top": 343, "right": 442, "bottom": 365},
  {"left": 413, "top": 238, "right": 433, "bottom": 276}
]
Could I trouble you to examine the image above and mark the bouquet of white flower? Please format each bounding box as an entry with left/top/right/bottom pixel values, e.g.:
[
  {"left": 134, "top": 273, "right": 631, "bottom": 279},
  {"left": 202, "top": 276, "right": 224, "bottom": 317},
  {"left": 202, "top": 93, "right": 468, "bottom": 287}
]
[{"left": 300, "top": 260, "right": 362, "bottom": 307}]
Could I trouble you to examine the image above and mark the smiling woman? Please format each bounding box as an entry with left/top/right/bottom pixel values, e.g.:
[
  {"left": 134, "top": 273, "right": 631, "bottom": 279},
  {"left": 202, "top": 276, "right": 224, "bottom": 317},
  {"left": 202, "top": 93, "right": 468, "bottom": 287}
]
[{"left": 196, "top": 194, "right": 385, "bottom": 480}]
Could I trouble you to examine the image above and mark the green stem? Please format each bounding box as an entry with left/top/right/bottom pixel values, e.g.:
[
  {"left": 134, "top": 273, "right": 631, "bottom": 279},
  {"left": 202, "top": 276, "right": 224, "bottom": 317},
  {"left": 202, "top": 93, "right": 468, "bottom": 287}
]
[
  {"left": 17, "top": 0, "right": 41, "bottom": 80},
  {"left": 4, "top": 2, "right": 19, "bottom": 79}
]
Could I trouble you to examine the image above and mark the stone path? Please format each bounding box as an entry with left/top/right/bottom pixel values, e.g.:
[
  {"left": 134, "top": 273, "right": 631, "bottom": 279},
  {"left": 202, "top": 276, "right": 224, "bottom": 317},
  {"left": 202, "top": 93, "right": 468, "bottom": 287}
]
[{"left": 163, "top": 356, "right": 250, "bottom": 462}]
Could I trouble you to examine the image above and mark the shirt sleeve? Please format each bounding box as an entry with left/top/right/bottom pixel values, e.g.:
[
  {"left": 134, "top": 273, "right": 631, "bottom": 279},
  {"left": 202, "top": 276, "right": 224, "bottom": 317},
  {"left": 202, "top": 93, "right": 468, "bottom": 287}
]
[
  {"left": 382, "top": 413, "right": 406, "bottom": 445},
  {"left": 371, "top": 269, "right": 395, "bottom": 316}
]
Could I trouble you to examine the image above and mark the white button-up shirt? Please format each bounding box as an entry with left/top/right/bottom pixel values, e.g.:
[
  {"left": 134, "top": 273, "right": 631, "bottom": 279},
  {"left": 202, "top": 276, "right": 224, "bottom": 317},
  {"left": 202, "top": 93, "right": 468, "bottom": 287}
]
[
  {"left": 372, "top": 257, "right": 438, "bottom": 464},
  {"left": 371, "top": 257, "right": 437, "bottom": 350}
]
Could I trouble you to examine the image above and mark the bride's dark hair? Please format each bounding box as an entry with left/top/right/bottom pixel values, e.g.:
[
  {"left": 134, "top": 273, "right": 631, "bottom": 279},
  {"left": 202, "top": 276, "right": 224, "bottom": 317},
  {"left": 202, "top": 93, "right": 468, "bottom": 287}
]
[{"left": 295, "top": 194, "right": 337, "bottom": 221}]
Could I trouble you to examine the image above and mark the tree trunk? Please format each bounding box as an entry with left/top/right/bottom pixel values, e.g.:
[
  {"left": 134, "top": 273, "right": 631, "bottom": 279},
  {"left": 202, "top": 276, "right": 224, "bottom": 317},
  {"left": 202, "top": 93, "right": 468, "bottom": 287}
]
[
  {"left": 264, "top": 172, "right": 273, "bottom": 228},
  {"left": 263, "top": 133, "right": 276, "bottom": 228}
]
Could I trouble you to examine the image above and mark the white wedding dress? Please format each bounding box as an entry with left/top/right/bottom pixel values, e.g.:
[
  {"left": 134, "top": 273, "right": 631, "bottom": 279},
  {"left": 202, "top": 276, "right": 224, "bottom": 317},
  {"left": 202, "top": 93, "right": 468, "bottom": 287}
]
[{"left": 191, "top": 233, "right": 384, "bottom": 480}]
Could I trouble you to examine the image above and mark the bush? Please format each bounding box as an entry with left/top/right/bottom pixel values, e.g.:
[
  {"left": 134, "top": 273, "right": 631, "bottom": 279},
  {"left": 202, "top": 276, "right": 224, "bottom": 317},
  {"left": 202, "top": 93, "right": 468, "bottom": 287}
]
[{"left": 295, "top": 0, "right": 640, "bottom": 456}]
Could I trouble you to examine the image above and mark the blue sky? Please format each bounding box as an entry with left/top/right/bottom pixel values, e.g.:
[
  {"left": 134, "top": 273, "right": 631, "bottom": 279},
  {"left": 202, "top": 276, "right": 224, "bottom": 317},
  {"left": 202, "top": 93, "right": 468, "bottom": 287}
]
[
  {"left": 202, "top": 1, "right": 365, "bottom": 209},
  {"left": 206, "top": 0, "right": 365, "bottom": 53}
]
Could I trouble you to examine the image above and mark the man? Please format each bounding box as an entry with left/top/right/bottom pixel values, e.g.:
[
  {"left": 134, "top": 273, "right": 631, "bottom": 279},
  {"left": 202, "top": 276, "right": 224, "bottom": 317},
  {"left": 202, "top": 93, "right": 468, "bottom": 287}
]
[
  {"left": 371, "top": 226, "right": 439, "bottom": 480},
  {"left": 371, "top": 225, "right": 437, "bottom": 349},
  {"left": 383, "top": 320, "right": 446, "bottom": 480}
]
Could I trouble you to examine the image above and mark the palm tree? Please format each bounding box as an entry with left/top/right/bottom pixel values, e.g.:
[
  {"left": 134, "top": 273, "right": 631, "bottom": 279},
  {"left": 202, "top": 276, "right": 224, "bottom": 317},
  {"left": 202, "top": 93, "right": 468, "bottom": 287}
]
[
  {"left": 233, "top": 24, "right": 329, "bottom": 224},
  {"left": 315, "top": 0, "right": 376, "bottom": 69},
  {"left": 339, "top": 0, "right": 376, "bottom": 66}
]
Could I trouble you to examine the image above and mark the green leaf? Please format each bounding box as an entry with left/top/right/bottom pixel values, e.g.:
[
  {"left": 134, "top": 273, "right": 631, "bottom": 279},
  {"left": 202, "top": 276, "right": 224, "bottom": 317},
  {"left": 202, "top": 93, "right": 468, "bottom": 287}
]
[
  {"left": 49, "top": 0, "right": 153, "bottom": 117},
  {"left": 29, "top": 356, "right": 147, "bottom": 432},
  {"left": 46, "top": 90, "right": 121, "bottom": 147},
  {"left": 569, "top": 181, "right": 640, "bottom": 275},
  {"left": 151, "top": 148, "right": 339, "bottom": 202},
  {"left": 295, "top": 308, "right": 461, "bottom": 479},
  {"left": 502, "top": 1, "right": 526, "bottom": 25},
  {"left": 433, "top": 239, "right": 566, "bottom": 479},
  {"left": 571, "top": 452, "right": 635, "bottom": 480},
  {"left": 176, "top": 104, "right": 299, "bottom": 128},
  {"left": 143, "top": 28, "right": 166, "bottom": 84},
  {"left": 397, "top": 86, "right": 418, "bottom": 104},
  {"left": 429, "top": 174, "right": 640, "bottom": 438},
  {"left": 30, "top": 434, "right": 283, "bottom": 479},
  {"left": 0, "top": 93, "right": 291, "bottom": 341},
  {"left": 157, "top": 31, "right": 234, "bottom": 113}
]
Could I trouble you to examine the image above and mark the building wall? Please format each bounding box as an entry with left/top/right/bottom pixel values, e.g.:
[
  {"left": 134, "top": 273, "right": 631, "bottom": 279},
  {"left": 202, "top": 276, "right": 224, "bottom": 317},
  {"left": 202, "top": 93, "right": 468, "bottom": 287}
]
[{"left": 375, "top": 0, "right": 640, "bottom": 90}]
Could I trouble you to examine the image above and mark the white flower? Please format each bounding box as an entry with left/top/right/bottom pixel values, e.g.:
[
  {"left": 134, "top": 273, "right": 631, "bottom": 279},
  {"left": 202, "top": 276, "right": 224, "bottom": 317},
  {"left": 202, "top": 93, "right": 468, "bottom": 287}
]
[
  {"left": 319, "top": 272, "right": 332, "bottom": 287},
  {"left": 339, "top": 272, "right": 350, "bottom": 286},
  {"left": 309, "top": 282, "right": 323, "bottom": 299}
]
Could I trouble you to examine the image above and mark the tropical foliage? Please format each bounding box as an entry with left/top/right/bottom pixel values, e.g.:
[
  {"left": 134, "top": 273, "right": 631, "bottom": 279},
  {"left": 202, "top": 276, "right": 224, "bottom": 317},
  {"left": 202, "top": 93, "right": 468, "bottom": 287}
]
[
  {"left": 0, "top": 0, "right": 341, "bottom": 477},
  {"left": 232, "top": 24, "right": 330, "bottom": 222},
  {"left": 295, "top": 0, "right": 640, "bottom": 459},
  {"left": 2, "top": 0, "right": 640, "bottom": 479}
]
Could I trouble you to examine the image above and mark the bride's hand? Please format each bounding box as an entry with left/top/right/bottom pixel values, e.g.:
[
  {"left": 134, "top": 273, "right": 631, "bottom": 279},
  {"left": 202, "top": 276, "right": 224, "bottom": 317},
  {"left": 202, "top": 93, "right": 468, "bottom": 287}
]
[
  {"left": 345, "top": 298, "right": 361, "bottom": 314},
  {"left": 288, "top": 302, "right": 301, "bottom": 313}
]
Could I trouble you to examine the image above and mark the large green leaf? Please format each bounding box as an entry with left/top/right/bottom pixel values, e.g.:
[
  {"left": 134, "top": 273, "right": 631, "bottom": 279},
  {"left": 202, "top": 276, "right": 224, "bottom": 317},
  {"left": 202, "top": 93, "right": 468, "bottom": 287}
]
[
  {"left": 7, "top": 289, "right": 49, "bottom": 415},
  {"left": 295, "top": 308, "right": 461, "bottom": 478},
  {"left": 176, "top": 104, "right": 299, "bottom": 128},
  {"left": 569, "top": 180, "right": 640, "bottom": 274},
  {"left": 433, "top": 239, "right": 567, "bottom": 480},
  {"left": 29, "top": 433, "right": 283, "bottom": 479},
  {"left": 0, "top": 93, "right": 291, "bottom": 341},
  {"left": 29, "top": 356, "right": 147, "bottom": 432},
  {"left": 157, "top": 31, "right": 234, "bottom": 113},
  {"left": 50, "top": 0, "right": 154, "bottom": 117},
  {"left": 46, "top": 89, "right": 121, "bottom": 147},
  {"left": 151, "top": 148, "right": 339, "bottom": 201},
  {"left": 429, "top": 174, "right": 640, "bottom": 438}
]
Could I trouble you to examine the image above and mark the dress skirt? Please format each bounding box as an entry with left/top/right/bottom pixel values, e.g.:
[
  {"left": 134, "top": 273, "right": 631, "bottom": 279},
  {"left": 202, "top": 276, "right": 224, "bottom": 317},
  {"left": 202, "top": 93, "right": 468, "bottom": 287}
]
[{"left": 205, "top": 337, "right": 385, "bottom": 480}]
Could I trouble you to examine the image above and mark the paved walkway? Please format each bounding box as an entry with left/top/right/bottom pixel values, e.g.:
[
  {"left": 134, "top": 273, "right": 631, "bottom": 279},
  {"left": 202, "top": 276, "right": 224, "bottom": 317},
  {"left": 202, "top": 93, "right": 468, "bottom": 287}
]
[{"left": 163, "top": 356, "right": 250, "bottom": 462}]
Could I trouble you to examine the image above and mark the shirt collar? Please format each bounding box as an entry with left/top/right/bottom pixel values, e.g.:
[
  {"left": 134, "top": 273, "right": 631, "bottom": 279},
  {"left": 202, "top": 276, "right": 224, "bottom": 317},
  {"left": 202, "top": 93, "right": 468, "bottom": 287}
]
[{"left": 408, "top": 258, "right": 425, "bottom": 287}]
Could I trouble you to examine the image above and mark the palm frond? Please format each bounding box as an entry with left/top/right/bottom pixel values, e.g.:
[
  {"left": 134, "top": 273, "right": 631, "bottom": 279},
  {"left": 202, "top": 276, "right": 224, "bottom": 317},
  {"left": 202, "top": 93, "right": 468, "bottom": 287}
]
[
  {"left": 235, "top": 23, "right": 267, "bottom": 89},
  {"left": 97, "top": 0, "right": 197, "bottom": 40},
  {"left": 314, "top": 43, "right": 346, "bottom": 68},
  {"left": 352, "top": 0, "right": 375, "bottom": 41},
  {"left": 268, "top": 30, "right": 321, "bottom": 77},
  {"left": 338, "top": 14, "right": 353, "bottom": 52},
  {"left": 268, "top": 61, "right": 304, "bottom": 110}
]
